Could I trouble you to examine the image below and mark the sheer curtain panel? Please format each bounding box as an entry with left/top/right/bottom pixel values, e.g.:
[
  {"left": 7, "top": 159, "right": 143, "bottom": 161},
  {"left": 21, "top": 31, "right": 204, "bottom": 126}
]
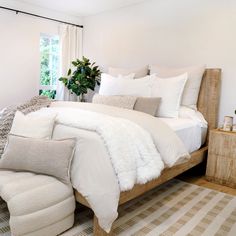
[{"left": 56, "top": 24, "right": 83, "bottom": 101}]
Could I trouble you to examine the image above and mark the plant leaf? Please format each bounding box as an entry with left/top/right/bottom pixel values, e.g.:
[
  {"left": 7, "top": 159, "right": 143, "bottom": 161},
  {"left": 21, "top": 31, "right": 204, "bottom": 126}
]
[{"left": 67, "top": 68, "right": 72, "bottom": 76}]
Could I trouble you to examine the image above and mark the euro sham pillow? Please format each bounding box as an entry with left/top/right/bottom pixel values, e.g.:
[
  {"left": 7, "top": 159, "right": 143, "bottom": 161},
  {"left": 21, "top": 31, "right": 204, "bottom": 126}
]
[
  {"left": 151, "top": 73, "right": 188, "bottom": 118},
  {"left": 108, "top": 66, "right": 148, "bottom": 78},
  {"left": 10, "top": 111, "right": 56, "bottom": 139},
  {"left": 0, "top": 135, "right": 76, "bottom": 184},
  {"left": 99, "top": 73, "right": 155, "bottom": 97},
  {"left": 134, "top": 97, "right": 161, "bottom": 116},
  {"left": 149, "top": 65, "right": 205, "bottom": 109}
]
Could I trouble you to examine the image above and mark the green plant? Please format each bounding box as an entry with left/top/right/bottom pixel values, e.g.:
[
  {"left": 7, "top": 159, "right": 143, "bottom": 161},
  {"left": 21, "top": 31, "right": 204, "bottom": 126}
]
[
  {"left": 39, "top": 90, "right": 56, "bottom": 99},
  {"left": 59, "top": 57, "right": 101, "bottom": 101}
]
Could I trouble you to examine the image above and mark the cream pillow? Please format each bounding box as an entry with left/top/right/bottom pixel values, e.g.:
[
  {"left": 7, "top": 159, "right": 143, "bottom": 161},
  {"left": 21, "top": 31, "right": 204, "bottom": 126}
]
[
  {"left": 0, "top": 135, "right": 76, "bottom": 183},
  {"left": 10, "top": 111, "right": 56, "bottom": 139},
  {"left": 99, "top": 73, "right": 155, "bottom": 97},
  {"left": 108, "top": 66, "right": 148, "bottom": 78},
  {"left": 149, "top": 65, "right": 205, "bottom": 109},
  {"left": 92, "top": 94, "right": 137, "bottom": 109},
  {"left": 92, "top": 94, "right": 161, "bottom": 116},
  {"left": 152, "top": 73, "right": 188, "bottom": 118}
]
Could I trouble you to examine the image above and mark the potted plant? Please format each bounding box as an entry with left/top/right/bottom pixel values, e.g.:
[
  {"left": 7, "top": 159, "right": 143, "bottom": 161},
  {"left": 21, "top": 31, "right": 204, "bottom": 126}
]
[{"left": 59, "top": 57, "right": 101, "bottom": 102}]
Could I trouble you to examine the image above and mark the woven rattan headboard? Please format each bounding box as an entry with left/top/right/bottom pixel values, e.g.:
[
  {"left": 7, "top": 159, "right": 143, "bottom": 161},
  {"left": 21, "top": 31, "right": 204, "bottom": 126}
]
[{"left": 197, "top": 69, "right": 221, "bottom": 140}]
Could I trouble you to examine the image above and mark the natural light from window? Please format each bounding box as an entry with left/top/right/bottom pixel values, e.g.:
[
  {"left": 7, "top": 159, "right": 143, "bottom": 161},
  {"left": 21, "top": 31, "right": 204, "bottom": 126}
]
[{"left": 39, "top": 34, "right": 60, "bottom": 99}]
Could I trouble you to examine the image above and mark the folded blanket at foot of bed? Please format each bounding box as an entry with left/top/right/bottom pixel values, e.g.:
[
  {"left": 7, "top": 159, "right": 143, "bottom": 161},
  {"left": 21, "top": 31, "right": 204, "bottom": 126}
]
[{"left": 0, "top": 170, "right": 75, "bottom": 236}]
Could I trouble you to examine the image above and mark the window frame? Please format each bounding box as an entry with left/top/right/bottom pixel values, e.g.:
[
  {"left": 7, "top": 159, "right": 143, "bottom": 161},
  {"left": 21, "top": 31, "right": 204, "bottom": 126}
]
[{"left": 39, "top": 33, "right": 60, "bottom": 93}]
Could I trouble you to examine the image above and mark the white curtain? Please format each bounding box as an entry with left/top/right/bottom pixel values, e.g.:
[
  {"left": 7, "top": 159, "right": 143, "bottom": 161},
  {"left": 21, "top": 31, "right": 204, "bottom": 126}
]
[{"left": 56, "top": 24, "right": 83, "bottom": 101}]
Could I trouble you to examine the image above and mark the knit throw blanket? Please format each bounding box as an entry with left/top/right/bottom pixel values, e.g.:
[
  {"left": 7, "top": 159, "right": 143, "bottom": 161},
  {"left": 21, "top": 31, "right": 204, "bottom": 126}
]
[{"left": 0, "top": 96, "right": 52, "bottom": 158}]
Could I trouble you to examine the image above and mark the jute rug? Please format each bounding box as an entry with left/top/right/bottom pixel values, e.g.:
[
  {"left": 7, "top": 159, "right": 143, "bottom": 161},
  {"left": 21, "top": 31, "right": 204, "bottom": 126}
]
[{"left": 1, "top": 179, "right": 236, "bottom": 236}]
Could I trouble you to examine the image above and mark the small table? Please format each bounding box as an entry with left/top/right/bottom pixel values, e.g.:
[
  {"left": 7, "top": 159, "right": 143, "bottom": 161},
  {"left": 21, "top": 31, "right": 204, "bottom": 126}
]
[{"left": 206, "top": 129, "right": 236, "bottom": 188}]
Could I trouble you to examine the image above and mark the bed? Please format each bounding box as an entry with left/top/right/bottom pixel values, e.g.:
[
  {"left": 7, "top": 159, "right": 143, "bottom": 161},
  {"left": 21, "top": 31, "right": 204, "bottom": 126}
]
[{"left": 72, "top": 68, "right": 221, "bottom": 236}]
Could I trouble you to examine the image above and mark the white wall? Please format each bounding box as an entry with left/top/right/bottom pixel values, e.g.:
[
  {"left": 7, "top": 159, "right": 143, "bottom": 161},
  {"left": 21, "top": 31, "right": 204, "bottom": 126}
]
[
  {"left": 0, "top": 0, "right": 82, "bottom": 109},
  {"left": 83, "top": 0, "right": 236, "bottom": 124}
]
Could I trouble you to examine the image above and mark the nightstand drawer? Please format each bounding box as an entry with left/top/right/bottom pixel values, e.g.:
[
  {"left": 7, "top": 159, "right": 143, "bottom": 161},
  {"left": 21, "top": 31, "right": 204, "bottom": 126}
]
[
  {"left": 207, "top": 155, "right": 236, "bottom": 184},
  {"left": 208, "top": 131, "right": 236, "bottom": 157},
  {"left": 206, "top": 129, "right": 236, "bottom": 188}
]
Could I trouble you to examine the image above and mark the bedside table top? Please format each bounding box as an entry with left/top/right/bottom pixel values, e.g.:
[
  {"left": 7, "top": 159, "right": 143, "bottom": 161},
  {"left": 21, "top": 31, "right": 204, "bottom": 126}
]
[{"left": 211, "top": 129, "right": 236, "bottom": 136}]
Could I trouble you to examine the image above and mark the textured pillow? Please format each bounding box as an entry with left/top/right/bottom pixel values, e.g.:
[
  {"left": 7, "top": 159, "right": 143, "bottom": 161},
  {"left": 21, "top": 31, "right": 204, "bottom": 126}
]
[
  {"left": 10, "top": 111, "right": 56, "bottom": 139},
  {"left": 149, "top": 65, "right": 205, "bottom": 109},
  {"left": 151, "top": 73, "right": 188, "bottom": 118},
  {"left": 99, "top": 73, "right": 155, "bottom": 97},
  {"left": 0, "top": 135, "right": 76, "bottom": 184},
  {"left": 134, "top": 97, "right": 161, "bottom": 116},
  {"left": 108, "top": 66, "right": 148, "bottom": 78},
  {"left": 92, "top": 94, "right": 137, "bottom": 109}
]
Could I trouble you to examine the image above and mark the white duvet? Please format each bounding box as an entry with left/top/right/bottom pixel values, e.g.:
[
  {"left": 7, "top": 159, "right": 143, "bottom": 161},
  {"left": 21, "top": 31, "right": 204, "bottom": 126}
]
[{"left": 33, "top": 102, "right": 189, "bottom": 232}]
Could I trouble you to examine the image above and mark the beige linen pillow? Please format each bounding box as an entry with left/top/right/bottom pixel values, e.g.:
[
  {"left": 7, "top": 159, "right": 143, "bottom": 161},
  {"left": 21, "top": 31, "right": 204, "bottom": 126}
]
[
  {"left": 0, "top": 135, "right": 76, "bottom": 184},
  {"left": 10, "top": 111, "right": 56, "bottom": 139},
  {"left": 108, "top": 66, "right": 148, "bottom": 78},
  {"left": 134, "top": 97, "right": 161, "bottom": 116},
  {"left": 149, "top": 65, "right": 205, "bottom": 109},
  {"left": 92, "top": 94, "right": 137, "bottom": 109},
  {"left": 93, "top": 94, "right": 161, "bottom": 116}
]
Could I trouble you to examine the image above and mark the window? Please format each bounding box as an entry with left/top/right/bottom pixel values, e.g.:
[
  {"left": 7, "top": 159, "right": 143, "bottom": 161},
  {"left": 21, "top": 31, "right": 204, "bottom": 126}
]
[{"left": 39, "top": 34, "right": 60, "bottom": 99}]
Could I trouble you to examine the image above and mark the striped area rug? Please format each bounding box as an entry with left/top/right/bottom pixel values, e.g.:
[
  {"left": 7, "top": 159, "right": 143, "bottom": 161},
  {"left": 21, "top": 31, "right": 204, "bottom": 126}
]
[{"left": 1, "top": 179, "right": 236, "bottom": 235}]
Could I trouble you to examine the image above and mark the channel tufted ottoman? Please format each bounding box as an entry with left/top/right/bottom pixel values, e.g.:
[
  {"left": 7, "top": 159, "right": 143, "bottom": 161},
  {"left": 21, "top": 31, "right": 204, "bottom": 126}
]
[{"left": 0, "top": 170, "right": 75, "bottom": 236}]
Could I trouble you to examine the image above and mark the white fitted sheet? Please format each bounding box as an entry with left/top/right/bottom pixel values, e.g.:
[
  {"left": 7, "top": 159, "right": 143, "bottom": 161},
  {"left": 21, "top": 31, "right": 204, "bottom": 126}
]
[{"left": 160, "top": 118, "right": 207, "bottom": 153}]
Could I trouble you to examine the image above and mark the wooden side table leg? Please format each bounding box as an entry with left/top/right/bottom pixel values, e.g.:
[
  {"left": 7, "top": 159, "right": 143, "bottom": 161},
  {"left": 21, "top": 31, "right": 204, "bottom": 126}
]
[{"left": 94, "top": 215, "right": 114, "bottom": 236}]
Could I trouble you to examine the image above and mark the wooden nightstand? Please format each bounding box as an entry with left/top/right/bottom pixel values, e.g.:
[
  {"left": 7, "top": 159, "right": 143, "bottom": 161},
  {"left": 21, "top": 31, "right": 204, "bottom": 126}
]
[{"left": 206, "top": 129, "right": 236, "bottom": 188}]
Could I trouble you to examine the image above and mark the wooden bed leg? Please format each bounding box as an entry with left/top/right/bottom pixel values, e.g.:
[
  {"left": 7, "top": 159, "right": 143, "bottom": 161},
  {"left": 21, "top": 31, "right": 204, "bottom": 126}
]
[{"left": 94, "top": 215, "right": 114, "bottom": 236}]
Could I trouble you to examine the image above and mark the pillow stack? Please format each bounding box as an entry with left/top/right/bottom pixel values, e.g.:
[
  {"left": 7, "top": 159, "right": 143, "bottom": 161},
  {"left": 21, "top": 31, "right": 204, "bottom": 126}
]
[
  {"left": 95, "top": 65, "right": 205, "bottom": 118},
  {"left": 0, "top": 111, "right": 76, "bottom": 184}
]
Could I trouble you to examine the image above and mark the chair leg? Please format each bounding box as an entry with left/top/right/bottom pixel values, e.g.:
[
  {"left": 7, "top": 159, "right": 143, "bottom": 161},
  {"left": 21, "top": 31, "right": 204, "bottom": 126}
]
[{"left": 93, "top": 215, "right": 114, "bottom": 236}]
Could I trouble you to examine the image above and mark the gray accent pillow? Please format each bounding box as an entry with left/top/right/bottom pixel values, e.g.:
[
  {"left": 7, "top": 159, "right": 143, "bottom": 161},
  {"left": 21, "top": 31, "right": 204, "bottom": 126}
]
[
  {"left": 92, "top": 94, "right": 137, "bottom": 110},
  {"left": 134, "top": 97, "right": 161, "bottom": 116},
  {"left": 0, "top": 135, "right": 76, "bottom": 184}
]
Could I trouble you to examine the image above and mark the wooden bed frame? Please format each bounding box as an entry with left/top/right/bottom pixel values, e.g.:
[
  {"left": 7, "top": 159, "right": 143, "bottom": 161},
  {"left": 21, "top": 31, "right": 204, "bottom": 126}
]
[{"left": 75, "top": 68, "right": 222, "bottom": 236}]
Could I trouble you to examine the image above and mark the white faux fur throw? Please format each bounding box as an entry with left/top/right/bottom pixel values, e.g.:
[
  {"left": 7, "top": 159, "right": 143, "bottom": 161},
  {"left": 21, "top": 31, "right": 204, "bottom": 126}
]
[{"left": 36, "top": 107, "right": 164, "bottom": 191}]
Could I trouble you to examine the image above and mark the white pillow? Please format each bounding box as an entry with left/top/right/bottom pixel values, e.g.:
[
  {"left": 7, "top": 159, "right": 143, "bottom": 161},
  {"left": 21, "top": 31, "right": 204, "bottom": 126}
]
[
  {"left": 99, "top": 73, "right": 155, "bottom": 97},
  {"left": 108, "top": 66, "right": 148, "bottom": 78},
  {"left": 179, "top": 106, "right": 208, "bottom": 128},
  {"left": 149, "top": 65, "right": 205, "bottom": 109},
  {"left": 152, "top": 73, "right": 188, "bottom": 118},
  {"left": 10, "top": 111, "right": 56, "bottom": 139}
]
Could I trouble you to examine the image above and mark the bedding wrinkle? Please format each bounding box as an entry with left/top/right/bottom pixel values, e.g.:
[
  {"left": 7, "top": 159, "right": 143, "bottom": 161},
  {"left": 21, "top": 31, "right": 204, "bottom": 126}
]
[{"left": 38, "top": 103, "right": 189, "bottom": 232}]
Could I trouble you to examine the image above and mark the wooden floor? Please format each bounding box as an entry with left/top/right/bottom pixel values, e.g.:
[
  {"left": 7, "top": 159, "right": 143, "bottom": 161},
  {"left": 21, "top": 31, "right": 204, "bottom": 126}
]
[{"left": 178, "top": 173, "right": 236, "bottom": 196}]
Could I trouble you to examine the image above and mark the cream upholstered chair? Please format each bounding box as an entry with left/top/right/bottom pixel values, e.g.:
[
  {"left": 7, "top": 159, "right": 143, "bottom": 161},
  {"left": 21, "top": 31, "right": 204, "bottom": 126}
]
[{"left": 0, "top": 170, "right": 75, "bottom": 236}]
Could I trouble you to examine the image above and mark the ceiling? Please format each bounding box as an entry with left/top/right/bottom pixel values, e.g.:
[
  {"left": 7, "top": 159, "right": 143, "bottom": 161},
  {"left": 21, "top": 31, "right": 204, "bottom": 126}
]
[{"left": 15, "top": 0, "right": 147, "bottom": 17}]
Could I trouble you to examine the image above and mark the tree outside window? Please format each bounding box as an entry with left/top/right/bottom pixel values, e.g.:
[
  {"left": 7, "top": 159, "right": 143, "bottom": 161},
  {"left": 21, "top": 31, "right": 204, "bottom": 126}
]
[{"left": 39, "top": 34, "right": 60, "bottom": 99}]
